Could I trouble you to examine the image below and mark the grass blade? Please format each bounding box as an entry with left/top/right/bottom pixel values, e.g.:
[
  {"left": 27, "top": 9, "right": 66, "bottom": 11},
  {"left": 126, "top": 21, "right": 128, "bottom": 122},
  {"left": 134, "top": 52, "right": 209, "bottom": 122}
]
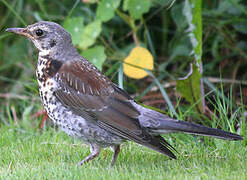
[
  {"left": 1, "top": 0, "right": 27, "bottom": 26},
  {"left": 146, "top": 70, "right": 178, "bottom": 117}
]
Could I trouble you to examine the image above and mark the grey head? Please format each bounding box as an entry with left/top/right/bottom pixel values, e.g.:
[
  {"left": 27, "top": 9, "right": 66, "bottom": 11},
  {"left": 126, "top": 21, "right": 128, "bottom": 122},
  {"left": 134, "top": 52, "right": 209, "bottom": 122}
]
[{"left": 6, "top": 21, "right": 78, "bottom": 59}]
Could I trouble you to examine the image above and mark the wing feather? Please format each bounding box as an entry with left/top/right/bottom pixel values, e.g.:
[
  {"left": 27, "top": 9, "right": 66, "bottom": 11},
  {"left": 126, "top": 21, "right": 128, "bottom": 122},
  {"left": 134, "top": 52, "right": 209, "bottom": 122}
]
[{"left": 53, "top": 60, "right": 176, "bottom": 158}]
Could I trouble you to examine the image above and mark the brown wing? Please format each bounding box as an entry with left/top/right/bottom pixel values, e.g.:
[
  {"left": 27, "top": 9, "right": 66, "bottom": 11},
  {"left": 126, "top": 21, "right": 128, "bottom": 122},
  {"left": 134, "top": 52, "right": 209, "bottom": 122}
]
[{"left": 53, "top": 60, "right": 176, "bottom": 158}]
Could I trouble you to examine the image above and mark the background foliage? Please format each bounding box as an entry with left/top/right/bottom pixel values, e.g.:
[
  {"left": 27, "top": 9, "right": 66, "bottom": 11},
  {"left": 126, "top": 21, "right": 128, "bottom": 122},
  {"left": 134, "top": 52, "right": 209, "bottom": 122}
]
[{"left": 1, "top": 0, "right": 246, "bottom": 124}]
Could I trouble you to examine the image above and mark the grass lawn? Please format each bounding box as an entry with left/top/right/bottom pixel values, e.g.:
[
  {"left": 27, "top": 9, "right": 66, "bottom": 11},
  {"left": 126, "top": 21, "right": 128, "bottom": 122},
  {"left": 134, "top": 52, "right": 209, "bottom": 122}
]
[{"left": 0, "top": 124, "right": 246, "bottom": 180}]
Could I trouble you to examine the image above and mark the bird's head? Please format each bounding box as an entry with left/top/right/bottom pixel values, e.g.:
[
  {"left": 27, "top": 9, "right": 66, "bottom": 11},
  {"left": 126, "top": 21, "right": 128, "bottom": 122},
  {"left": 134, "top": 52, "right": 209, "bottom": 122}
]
[{"left": 6, "top": 21, "right": 73, "bottom": 56}]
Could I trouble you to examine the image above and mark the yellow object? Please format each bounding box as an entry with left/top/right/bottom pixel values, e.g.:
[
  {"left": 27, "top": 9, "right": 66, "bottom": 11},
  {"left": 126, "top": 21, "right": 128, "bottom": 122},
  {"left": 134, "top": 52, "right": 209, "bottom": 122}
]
[{"left": 123, "top": 46, "right": 154, "bottom": 79}]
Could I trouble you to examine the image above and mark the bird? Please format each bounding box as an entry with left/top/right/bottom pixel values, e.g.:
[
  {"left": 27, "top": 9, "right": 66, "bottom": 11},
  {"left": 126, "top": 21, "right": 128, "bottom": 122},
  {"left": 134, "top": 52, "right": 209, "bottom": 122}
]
[{"left": 6, "top": 21, "right": 243, "bottom": 165}]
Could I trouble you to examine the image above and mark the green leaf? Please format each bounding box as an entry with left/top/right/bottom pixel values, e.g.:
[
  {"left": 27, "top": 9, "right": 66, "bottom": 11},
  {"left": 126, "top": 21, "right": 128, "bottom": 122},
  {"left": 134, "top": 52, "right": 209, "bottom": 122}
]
[
  {"left": 176, "top": 64, "right": 203, "bottom": 113},
  {"left": 124, "top": 0, "right": 151, "bottom": 19},
  {"left": 171, "top": 3, "right": 187, "bottom": 30},
  {"left": 170, "top": 45, "right": 190, "bottom": 60},
  {"left": 183, "top": 0, "right": 202, "bottom": 64},
  {"left": 63, "top": 17, "right": 84, "bottom": 46},
  {"left": 218, "top": 0, "right": 242, "bottom": 15},
  {"left": 116, "top": 10, "right": 135, "bottom": 29},
  {"left": 156, "top": 0, "right": 170, "bottom": 5},
  {"left": 181, "top": 0, "right": 205, "bottom": 113},
  {"left": 83, "top": 0, "right": 97, "bottom": 3},
  {"left": 233, "top": 21, "right": 247, "bottom": 34},
  {"left": 79, "top": 20, "right": 102, "bottom": 50},
  {"left": 96, "top": 0, "right": 121, "bottom": 22},
  {"left": 123, "top": 0, "right": 129, "bottom": 11},
  {"left": 81, "top": 45, "right": 106, "bottom": 70}
]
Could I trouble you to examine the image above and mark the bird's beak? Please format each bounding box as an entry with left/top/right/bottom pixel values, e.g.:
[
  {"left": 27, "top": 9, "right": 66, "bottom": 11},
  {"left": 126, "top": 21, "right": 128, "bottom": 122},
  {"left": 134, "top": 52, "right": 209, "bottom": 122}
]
[{"left": 5, "top": 28, "right": 31, "bottom": 38}]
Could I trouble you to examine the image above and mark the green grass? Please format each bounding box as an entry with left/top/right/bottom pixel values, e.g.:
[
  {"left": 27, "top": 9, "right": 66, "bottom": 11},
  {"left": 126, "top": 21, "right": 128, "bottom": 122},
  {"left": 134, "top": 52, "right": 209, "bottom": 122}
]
[{"left": 0, "top": 124, "right": 246, "bottom": 179}]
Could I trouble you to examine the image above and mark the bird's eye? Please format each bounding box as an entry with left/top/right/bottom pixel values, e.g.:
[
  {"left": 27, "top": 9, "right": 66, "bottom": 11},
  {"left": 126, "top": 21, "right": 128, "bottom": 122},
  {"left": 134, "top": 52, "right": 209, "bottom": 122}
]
[{"left": 35, "top": 29, "right": 43, "bottom": 36}]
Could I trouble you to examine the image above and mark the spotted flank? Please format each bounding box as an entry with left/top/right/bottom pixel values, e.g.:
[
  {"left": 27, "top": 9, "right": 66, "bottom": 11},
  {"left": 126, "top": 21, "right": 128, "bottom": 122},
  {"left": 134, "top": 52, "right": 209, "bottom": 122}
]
[{"left": 36, "top": 55, "right": 123, "bottom": 146}]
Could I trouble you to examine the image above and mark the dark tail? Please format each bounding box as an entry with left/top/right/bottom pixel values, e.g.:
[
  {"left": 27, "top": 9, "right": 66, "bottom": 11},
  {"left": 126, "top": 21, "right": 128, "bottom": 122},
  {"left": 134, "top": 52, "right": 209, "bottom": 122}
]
[
  {"left": 151, "top": 119, "right": 242, "bottom": 141},
  {"left": 140, "top": 135, "right": 177, "bottom": 159}
]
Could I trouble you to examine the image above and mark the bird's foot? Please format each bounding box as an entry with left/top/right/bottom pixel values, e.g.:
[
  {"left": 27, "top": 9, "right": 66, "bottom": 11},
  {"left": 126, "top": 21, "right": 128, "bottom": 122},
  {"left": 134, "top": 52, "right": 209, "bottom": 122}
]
[
  {"left": 77, "top": 144, "right": 101, "bottom": 166},
  {"left": 110, "top": 145, "right": 120, "bottom": 166},
  {"left": 31, "top": 109, "right": 48, "bottom": 129}
]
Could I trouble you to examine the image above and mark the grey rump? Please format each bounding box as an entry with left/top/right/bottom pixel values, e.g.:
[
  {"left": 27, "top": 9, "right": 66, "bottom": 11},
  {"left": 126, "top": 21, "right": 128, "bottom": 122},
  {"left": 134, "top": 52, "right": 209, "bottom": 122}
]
[{"left": 6, "top": 21, "right": 243, "bottom": 165}]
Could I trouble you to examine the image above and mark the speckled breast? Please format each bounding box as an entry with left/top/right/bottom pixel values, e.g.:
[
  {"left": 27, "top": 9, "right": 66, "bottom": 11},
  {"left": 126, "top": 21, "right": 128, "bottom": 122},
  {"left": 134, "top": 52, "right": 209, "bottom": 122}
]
[{"left": 35, "top": 56, "right": 124, "bottom": 147}]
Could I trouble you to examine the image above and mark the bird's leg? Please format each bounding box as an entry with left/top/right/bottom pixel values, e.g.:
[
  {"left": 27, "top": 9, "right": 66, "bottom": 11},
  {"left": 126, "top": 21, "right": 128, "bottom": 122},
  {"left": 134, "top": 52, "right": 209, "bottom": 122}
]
[
  {"left": 77, "top": 144, "right": 101, "bottom": 166},
  {"left": 31, "top": 109, "right": 48, "bottom": 129},
  {"left": 39, "top": 112, "right": 48, "bottom": 129},
  {"left": 110, "top": 145, "right": 120, "bottom": 166}
]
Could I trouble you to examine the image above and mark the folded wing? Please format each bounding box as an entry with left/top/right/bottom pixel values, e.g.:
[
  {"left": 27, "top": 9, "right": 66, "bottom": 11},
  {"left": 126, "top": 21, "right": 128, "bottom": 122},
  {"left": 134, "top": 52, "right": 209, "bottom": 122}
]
[{"left": 53, "top": 59, "right": 177, "bottom": 159}]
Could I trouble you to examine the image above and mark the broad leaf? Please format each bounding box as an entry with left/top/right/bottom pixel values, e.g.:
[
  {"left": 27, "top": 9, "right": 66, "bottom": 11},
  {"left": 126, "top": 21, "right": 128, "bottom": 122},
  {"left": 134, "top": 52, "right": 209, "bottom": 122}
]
[
  {"left": 63, "top": 17, "right": 84, "bottom": 46},
  {"left": 171, "top": 3, "right": 187, "bottom": 30},
  {"left": 176, "top": 64, "right": 203, "bottom": 113},
  {"left": 96, "top": 0, "right": 121, "bottom": 22},
  {"left": 181, "top": 0, "right": 205, "bottom": 113},
  {"left": 218, "top": 0, "right": 241, "bottom": 15},
  {"left": 123, "top": 46, "right": 153, "bottom": 79},
  {"left": 124, "top": 0, "right": 151, "bottom": 20},
  {"left": 81, "top": 45, "right": 106, "bottom": 71},
  {"left": 183, "top": 0, "right": 202, "bottom": 64},
  {"left": 79, "top": 20, "right": 102, "bottom": 50}
]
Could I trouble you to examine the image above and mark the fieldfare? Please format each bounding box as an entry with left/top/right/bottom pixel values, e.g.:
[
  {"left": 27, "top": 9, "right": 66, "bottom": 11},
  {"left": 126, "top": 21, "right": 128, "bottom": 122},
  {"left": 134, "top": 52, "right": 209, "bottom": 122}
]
[{"left": 6, "top": 21, "right": 243, "bottom": 165}]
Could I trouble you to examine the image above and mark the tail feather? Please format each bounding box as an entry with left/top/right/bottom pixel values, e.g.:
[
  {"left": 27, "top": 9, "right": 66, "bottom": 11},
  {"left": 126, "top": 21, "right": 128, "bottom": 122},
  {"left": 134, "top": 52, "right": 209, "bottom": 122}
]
[
  {"left": 151, "top": 119, "right": 242, "bottom": 141},
  {"left": 142, "top": 135, "right": 177, "bottom": 159}
]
